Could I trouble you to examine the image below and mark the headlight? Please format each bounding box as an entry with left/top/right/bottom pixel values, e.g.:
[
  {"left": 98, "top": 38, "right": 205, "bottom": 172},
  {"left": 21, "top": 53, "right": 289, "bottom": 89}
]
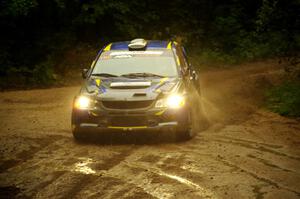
[
  {"left": 74, "top": 96, "right": 91, "bottom": 109},
  {"left": 155, "top": 94, "right": 185, "bottom": 109},
  {"left": 167, "top": 95, "right": 185, "bottom": 108}
]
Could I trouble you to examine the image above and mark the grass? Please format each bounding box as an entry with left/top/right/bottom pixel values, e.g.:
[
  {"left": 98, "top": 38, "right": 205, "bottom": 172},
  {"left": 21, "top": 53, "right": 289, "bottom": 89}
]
[{"left": 266, "top": 81, "right": 300, "bottom": 117}]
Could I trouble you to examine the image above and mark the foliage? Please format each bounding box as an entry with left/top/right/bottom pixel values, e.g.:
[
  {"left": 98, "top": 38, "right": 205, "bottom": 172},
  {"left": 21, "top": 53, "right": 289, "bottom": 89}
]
[
  {"left": 266, "top": 81, "right": 300, "bottom": 117},
  {"left": 31, "top": 57, "right": 55, "bottom": 85},
  {"left": 0, "top": 0, "right": 299, "bottom": 87},
  {"left": 1, "top": 0, "right": 38, "bottom": 17}
]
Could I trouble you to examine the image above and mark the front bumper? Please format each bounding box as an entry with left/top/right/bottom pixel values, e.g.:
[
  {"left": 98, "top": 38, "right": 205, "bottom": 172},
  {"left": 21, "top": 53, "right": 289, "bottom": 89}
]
[
  {"left": 72, "top": 107, "right": 189, "bottom": 132},
  {"left": 77, "top": 121, "right": 178, "bottom": 133}
]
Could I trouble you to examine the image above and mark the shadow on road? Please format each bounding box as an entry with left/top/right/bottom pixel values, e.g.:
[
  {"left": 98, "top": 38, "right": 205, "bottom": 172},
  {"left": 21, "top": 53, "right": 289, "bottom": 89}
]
[{"left": 73, "top": 130, "right": 187, "bottom": 145}]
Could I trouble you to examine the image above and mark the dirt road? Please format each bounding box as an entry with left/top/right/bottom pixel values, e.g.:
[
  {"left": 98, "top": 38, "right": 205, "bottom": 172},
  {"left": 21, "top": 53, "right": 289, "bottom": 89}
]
[{"left": 0, "top": 62, "right": 299, "bottom": 199}]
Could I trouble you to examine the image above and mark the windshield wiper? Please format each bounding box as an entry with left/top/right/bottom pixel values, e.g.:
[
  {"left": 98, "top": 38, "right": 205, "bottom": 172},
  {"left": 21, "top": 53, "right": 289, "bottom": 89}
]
[
  {"left": 91, "top": 73, "right": 119, "bottom": 77},
  {"left": 121, "top": 72, "right": 165, "bottom": 78}
]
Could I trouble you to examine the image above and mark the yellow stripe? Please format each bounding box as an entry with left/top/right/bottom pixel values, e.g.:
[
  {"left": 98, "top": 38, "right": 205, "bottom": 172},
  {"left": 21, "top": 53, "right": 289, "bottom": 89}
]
[
  {"left": 160, "top": 77, "right": 168, "bottom": 84},
  {"left": 155, "top": 109, "right": 166, "bottom": 116},
  {"left": 103, "top": 43, "right": 112, "bottom": 51},
  {"left": 91, "top": 112, "right": 99, "bottom": 117},
  {"left": 108, "top": 126, "right": 147, "bottom": 129},
  {"left": 167, "top": 42, "right": 172, "bottom": 49},
  {"left": 155, "top": 77, "right": 168, "bottom": 92},
  {"left": 176, "top": 57, "right": 180, "bottom": 65},
  {"left": 90, "top": 60, "right": 95, "bottom": 68},
  {"left": 95, "top": 79, "right": 101, "bottom": 87},
  {"left": 155, "top": 88, "right": 162, "bottom": 93}
]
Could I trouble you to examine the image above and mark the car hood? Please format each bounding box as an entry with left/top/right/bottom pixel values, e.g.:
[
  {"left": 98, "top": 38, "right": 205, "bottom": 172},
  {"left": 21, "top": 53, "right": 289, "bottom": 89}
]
[{"left": 82, "top": 77, "right": 183, "bottom": 101}]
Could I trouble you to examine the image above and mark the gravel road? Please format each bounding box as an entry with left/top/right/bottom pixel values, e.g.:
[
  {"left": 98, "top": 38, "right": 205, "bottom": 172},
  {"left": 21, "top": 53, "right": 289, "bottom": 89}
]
[{"left": 0, "top": 62, "right": 299, "bottom": 199}]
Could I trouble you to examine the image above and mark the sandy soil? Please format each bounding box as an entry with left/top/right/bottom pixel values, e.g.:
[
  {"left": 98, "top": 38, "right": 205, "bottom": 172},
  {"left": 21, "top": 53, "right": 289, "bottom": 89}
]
[{"left": 0, "top": 61, "right": 299, "bottom": 199}]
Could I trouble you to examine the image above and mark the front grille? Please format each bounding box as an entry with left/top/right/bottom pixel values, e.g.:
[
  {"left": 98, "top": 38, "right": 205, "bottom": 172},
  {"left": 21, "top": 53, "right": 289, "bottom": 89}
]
[
  {"left": 101, "top": 100, "right": 153, "bottom": 109},
  {"left": 110, "top": 116, "right": 147, "bottom": 126}
]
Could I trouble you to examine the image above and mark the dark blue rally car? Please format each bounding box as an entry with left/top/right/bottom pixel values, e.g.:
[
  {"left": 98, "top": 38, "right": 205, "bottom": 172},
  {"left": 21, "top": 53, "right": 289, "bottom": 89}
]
[{"left": 71, "top": 39, "right": 201, "bottom": 141}]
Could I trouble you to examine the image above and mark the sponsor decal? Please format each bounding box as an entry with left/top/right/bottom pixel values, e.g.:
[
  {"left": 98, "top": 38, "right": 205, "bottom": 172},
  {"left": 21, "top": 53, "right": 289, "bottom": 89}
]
[
  {"left": 110, "top": 51, "right": 163, "bottom": 56},
  {"left": 110, "top": 82, "right": 151, "bottom": 88}
]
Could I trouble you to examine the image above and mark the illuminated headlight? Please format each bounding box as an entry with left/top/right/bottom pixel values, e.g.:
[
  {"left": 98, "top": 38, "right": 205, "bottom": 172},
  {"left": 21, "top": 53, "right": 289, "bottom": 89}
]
[
  {"left": 167, "top": 95, "right": 185, "bottom": 108},
  {"left": 74, "top": 96, "right": 91, "bottom": 109},
  {"left": 155, "top": 94, "right": 185, "bottom": 109}
]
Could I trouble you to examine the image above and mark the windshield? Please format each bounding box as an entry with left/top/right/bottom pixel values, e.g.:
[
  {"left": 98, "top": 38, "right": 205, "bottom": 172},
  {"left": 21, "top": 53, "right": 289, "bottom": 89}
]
[{"left": 92, "top": 50, "right": 178, "bottom": 77}]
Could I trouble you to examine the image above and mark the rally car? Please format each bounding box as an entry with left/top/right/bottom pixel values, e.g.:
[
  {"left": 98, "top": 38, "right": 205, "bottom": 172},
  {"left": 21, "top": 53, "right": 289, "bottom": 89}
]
[{"left": 71, "top": 38, "right": 201, "bottom": 141}]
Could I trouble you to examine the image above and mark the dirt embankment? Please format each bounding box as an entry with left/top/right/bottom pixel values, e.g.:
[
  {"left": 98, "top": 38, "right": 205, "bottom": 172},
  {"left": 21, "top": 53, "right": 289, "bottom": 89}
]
[{"left": 0, "top": 61, "right": 299, "bottom": 199}]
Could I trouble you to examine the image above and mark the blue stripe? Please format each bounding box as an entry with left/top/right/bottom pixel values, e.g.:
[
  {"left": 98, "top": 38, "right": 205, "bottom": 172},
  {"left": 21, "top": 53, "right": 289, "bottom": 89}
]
[
  {"left": 111, "top": 42, "right": 130, "bottom": 50},
  {"left": 110, "top": 40, "right": 168, "bottom": 50},
  {"left": 147, "top": 41, "right": 168, "bottom": 48}
]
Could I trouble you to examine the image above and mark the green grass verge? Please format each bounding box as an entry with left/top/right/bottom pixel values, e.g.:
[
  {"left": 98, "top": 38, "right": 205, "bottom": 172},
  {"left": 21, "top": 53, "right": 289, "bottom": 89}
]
[{"left": 265, "top": 81, "right": 300, "bottom": 117}]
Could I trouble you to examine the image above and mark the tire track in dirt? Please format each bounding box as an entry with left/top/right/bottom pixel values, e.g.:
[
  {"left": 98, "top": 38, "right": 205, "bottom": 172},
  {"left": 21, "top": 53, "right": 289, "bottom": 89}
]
[
  {"left": 217, "top": 136, "right": 283, "bottom": 149},
  {"left": 210, "top": 138, "right": 300, "bottom": 161},
  {"left": 35, "top": 173, "right": 97, "bottom": 199},
  {"left": 188, "top": 134, "right": 300, "bottom": 195},
  {"left": 217, "top": 157, "right": 300, "bottom": 196},
  {"left": 246, "top": 154, "right": 295, "bottom": 173},
  {"left": 177, "top": 146, "right": 299, "bottom": 198},
  {"left": 0, "top": 137, "right": 139, "bottom": 198},
  {"left": 0, "top": 135, "right": 65, "bottom": 173},
  {"left": 172, "top": 128, "right": 300, "bottom": 197},
  {"left": 99, "top": 145, "right": 218, "bottom": 199}
]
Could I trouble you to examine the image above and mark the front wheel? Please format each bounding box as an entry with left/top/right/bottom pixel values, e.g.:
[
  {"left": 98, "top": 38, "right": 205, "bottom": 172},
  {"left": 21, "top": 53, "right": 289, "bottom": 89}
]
[
  {"left": 176, "top": 128, "right": 194, "bottom": 141},
  {"left": 175, "top": 109, "right": 194, "bottom": 141},
  {"left": 72, "top": 126, "right": 86, "bottom": 141}
]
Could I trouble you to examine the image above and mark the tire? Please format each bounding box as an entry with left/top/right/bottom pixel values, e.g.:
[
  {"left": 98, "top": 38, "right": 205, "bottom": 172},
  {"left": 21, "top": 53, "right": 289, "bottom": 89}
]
[
  {"left": 176, "top": 127, "right": 194, "bottom": 141},
  {"left": 72, "top": 126, "right": 86, "bottom": 141},
  {"left": 176, "top": 109, "right": 194, "bottom": 141}
]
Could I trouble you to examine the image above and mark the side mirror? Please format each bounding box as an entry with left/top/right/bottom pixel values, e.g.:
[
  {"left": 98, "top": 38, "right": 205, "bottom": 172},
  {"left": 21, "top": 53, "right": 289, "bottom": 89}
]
[{"left": 82, "top": 68, "right": 89, "bottom": 79}]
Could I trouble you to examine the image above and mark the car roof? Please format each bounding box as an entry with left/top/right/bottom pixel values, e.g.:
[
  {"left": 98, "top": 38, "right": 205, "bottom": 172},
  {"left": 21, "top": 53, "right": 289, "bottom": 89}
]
[{"left": 103, "top": 40, "right": 175, "bottom": 51}]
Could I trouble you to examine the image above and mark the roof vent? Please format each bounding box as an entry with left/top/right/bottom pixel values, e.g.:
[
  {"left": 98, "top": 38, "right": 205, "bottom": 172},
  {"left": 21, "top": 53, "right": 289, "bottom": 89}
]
[{"left": 128, "top": 38, "right": 147, "bottom": 50}]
